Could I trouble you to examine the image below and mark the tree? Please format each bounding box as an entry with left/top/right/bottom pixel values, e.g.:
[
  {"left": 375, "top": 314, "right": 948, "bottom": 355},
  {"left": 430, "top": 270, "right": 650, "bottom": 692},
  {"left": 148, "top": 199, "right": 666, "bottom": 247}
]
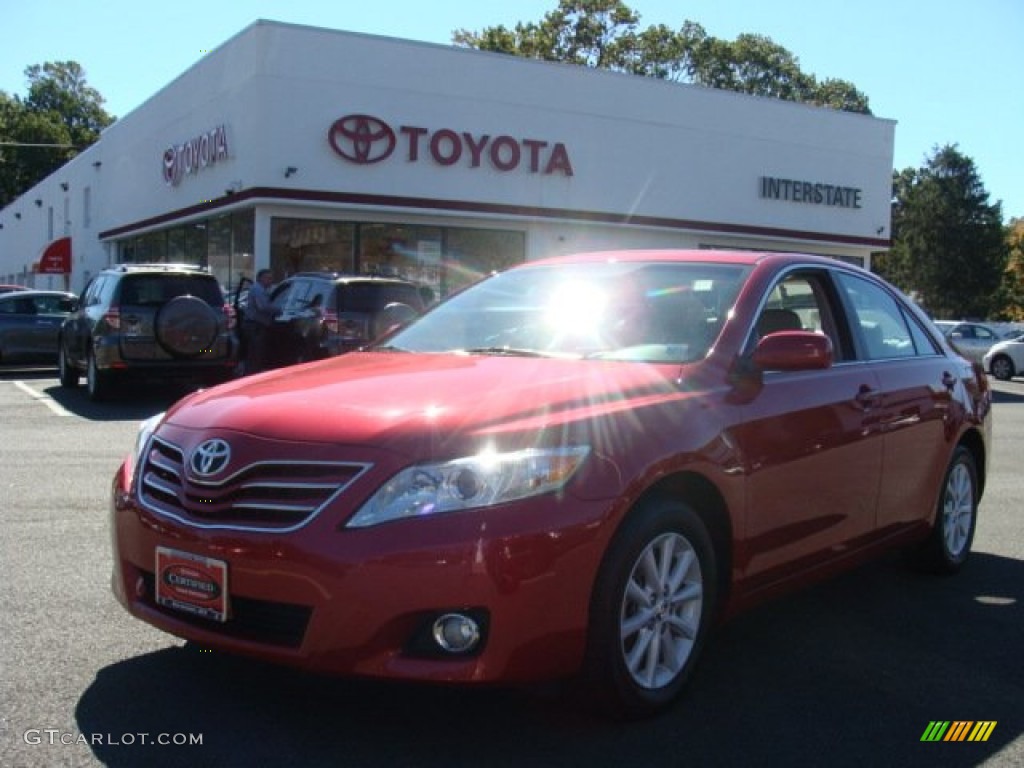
[
  {"left": 877, "top": 145, "right": 1007, "bottom": 319},
  {"left": 0, "top": 61, "right": 114, "bottom": 208},
  {"left": 997, "top": 218, "right": 1024, "bottom": 321},
  {"left": 453, "top": 0, "right": 871, "bottom": 114}
]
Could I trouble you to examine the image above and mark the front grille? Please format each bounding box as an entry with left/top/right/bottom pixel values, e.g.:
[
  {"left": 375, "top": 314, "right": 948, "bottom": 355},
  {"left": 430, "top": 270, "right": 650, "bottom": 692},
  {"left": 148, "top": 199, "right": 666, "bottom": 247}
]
[
  {"left": 141, "top": 571, "right": 311, "bottom": 648},
  {"left": 139, "top": 435, "right": 371, "bottom": 531}
]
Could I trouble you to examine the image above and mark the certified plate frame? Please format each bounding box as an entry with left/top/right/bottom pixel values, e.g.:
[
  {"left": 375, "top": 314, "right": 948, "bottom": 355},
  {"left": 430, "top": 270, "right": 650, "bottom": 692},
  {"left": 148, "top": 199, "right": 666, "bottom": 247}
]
[{"left": 155, "top": 546, "right": 229, "bottom": 622}]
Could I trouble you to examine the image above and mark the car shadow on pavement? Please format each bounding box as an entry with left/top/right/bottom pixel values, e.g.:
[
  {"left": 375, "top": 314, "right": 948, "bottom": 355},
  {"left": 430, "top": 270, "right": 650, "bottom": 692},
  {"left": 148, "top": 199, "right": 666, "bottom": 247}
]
[
  {"left": 41, "top": 382, "right": 198, "bottom": 422},
  {"left": 76, "top": 551, "right": 1023, "bottom": 768}
]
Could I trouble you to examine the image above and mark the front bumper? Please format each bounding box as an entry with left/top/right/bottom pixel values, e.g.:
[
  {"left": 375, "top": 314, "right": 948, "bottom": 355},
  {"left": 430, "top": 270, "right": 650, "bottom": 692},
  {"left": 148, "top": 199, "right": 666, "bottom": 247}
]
[{"left": 110, "top": 462, "right": 616, "bottom": 684}]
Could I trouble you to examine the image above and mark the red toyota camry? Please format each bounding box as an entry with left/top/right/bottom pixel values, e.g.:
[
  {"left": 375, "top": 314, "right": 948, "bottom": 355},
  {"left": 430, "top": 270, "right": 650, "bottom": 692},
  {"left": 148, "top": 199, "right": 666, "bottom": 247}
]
[{"left": 110, "top": 250, "right": 991, "bottom": 717}]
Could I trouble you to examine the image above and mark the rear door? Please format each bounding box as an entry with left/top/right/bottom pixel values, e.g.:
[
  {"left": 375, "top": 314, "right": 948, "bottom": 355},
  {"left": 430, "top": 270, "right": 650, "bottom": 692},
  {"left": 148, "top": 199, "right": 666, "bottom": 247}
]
[
  {"left": 24, "top": 294, "right": 74, "bottom": 358},
  {"left": 64, "top": 277, "right": 106, "bottom": 365},
  {"left": 834, "top": 271, "right": 956, "bottom": 532}
]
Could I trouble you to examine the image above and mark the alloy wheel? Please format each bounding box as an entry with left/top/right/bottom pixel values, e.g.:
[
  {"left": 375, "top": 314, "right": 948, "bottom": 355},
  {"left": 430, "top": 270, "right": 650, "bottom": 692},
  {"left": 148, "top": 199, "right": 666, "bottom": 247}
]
[
  {"left": 619, "top": 531, "right": 703, "bottom": 690},
  {"left": 942, "top": 460, "right": 974, "bottom": 559}
]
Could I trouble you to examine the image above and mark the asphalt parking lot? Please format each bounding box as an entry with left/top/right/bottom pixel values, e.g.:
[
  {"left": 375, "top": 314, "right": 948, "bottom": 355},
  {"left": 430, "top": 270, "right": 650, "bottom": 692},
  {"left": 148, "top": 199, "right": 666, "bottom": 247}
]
[{"left": 1, "top": 369, "right": 1022, "bottom": 768}]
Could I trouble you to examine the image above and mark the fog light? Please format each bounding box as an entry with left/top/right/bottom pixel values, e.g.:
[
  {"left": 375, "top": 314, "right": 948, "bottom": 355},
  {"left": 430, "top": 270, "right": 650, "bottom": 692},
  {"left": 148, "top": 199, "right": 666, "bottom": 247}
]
[{"left": 432, "top": 613, "right": 481, "bottom": 654}]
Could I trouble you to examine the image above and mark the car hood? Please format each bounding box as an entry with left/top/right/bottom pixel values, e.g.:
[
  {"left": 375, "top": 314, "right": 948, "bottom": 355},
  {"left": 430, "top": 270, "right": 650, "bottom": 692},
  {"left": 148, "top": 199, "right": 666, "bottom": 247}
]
[{"left": 165, "top": 351, "right": 698, "bottom": 457}]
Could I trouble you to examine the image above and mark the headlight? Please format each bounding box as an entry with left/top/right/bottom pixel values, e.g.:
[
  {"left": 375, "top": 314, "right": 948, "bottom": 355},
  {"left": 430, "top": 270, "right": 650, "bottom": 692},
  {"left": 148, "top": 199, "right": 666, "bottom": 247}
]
[
  {"left": 347, "top": 445, "right": 590, "bottom": 528},
  {"left": 126, "top": 411, "right": 166, "bottom": 489}
]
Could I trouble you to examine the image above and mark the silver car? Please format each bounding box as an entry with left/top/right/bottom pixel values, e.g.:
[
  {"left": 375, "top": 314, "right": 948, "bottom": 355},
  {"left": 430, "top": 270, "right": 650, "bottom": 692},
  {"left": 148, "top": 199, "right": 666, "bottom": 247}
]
[
  {"left": 932, "top": 321, "right": 1002, "bottom": 365},
  {"left": 0, "top": 290, "right": 78, "bottom": 365}
]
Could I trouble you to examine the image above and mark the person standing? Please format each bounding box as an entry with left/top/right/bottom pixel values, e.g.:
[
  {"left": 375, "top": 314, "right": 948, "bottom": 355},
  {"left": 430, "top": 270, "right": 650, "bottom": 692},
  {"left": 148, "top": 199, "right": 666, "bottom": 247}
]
[{"left": 242, "top": 269, "right": 281, "bottom": 374}]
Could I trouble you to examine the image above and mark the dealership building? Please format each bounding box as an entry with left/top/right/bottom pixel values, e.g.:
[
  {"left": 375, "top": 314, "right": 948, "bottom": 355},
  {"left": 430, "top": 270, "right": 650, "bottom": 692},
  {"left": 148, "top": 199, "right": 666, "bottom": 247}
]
[{"left": 0, "top": 20, "right": 895, "bottom": 298}]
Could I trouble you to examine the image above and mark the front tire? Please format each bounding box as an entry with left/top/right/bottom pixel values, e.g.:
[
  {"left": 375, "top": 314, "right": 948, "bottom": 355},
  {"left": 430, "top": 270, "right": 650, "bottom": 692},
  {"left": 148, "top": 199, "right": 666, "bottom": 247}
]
[
  {"left": 989, "top": 354, "right": 1015, "bottom": 381},
  {"left": 583, "top": 499, "right": 716, "bottom": 719},
  {"left": 915, "top": 446, "right": 978, "bottom": 574}
]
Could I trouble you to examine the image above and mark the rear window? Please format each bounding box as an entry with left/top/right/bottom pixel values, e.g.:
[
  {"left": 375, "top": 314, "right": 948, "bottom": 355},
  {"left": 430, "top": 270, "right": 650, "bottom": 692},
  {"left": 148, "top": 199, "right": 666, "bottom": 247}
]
[
  {"left": 337, "top": 282, "right": 423, "bottom": 313},
  {"left": 118, "top": 275, "right": 223, "bottom": 306}
]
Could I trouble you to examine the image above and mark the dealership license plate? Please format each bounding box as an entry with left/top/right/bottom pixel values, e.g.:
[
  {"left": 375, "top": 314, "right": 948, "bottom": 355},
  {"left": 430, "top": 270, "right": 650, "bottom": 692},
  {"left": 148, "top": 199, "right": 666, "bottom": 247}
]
[{"left": 155, "top": 547, "right": 229, "bottom": 622}]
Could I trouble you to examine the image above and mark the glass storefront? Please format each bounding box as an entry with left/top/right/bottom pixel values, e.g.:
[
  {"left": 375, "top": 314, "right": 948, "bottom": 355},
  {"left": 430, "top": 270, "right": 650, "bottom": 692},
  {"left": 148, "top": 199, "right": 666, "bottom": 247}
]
[
  {"left": 116, "top": 210, "right": 524, "bottom": 299},
  {"left": 270, "top": 218, "right": 525, "bottom": 300},
  {"left": 116, "top": 211, "right": 255, "bottom": 291}
]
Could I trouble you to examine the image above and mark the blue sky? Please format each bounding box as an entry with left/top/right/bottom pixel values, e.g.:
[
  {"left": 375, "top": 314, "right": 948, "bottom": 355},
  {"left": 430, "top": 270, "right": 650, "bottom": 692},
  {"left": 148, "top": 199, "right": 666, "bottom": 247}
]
[{"left": 2, "top": 0, "right": 1021, "bottom": 221}]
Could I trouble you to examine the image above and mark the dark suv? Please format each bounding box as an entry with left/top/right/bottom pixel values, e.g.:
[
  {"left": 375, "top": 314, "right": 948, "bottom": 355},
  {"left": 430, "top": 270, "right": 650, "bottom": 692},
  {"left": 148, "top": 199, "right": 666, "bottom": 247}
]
[
  {"left": 58, "top": 264, "right": 238, "bottom": 400},
  {"left": 263, "top": 273, "right": 426, "bottom": 367}
]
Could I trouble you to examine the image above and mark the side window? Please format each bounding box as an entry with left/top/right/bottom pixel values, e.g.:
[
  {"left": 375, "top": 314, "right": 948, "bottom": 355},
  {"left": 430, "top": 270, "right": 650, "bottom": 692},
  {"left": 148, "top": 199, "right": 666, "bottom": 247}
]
[
  {"left": 83, "top": 277, "right": 104, "bottom": 307},
  {"left": 285, "top": 280, "right": 314, "bottom": 313},
  {"left": 975, "top": 326, "right": 996, "bottom": 343},
  {"left": 34, "top": 296, "right": 60, "bottom": 314},
  {"left": 752, "top": 272, "right": 845, "bottom": 359},
  {"left": 835, "top": 272, "right": 917, "bottom": 360}
]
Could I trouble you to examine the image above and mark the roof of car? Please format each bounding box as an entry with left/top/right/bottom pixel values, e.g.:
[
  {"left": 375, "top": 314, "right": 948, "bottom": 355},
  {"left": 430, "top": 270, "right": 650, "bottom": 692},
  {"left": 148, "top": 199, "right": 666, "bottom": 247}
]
[
  {"left": 104, "top": 263, "right": 215, "bottom": 275},
  {"left": 286, "top": 272, "right": 418, "bottom": 283},
  {"left": 522, "top": 249, "right": 850, "bottom": 269},
  {"left": 0, "top": 289, "right": 77, "bottom": 299}
]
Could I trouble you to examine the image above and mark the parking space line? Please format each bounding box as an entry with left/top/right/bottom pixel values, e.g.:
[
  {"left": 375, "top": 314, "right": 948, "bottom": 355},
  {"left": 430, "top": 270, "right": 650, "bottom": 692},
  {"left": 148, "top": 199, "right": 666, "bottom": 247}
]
[{"left": 12, "top": 380, "right": 72, "bottom": 417}]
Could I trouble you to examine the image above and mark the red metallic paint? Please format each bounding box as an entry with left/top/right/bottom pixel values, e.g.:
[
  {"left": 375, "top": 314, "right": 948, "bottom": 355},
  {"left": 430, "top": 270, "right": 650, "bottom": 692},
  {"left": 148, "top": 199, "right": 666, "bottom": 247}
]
[{"left": 110, "top": 250, "right": 991, "bottom": 697}]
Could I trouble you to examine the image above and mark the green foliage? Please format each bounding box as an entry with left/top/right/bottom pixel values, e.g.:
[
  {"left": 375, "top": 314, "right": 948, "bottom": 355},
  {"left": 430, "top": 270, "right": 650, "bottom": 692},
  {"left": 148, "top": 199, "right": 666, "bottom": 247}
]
[
  {"left": 997, "top": 218, "right": 1024, "bottom": 321},
  {"left": 453, "top": 0, "right": 871, "bottom": 114},
  {"left": 0, "top": 61, "right": 114, "bottom": 208},
  {"left": 878, "top": 145, "right": 1007, "bottom": 319}
]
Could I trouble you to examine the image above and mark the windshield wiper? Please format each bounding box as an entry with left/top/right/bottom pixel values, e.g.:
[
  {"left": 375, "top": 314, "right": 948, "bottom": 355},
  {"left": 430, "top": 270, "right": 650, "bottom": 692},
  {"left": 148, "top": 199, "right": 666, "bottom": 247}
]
[{"left": 462, "top": 346, "right": 552, "bottom": 358}]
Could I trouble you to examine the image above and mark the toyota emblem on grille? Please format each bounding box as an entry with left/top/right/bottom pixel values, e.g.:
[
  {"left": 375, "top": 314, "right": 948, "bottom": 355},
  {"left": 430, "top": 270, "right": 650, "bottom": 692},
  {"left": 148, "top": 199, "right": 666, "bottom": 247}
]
[{"left": 190, "top": 439, "right": 231, "bottom": 477}]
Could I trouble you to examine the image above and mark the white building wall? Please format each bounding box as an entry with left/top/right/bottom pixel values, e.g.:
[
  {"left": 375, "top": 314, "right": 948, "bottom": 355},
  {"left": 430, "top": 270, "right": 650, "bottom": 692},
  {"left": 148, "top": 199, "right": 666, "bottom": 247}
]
[{"left": 0, "top": 20, "right": 895, "bottom": 291}]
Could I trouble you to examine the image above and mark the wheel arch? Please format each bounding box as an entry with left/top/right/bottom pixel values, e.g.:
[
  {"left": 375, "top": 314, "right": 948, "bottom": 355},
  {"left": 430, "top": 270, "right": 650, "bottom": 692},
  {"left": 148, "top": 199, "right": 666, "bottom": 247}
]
[{"left": 631, "top": 470, "right": 734, "bottom": 613}]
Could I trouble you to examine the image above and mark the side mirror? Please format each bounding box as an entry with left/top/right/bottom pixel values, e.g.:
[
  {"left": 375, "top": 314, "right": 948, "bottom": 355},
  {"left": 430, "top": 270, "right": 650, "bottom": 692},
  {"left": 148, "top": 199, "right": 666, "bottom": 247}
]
[{"left": 752, "top": 331, "right": 833, "bottom": 371}]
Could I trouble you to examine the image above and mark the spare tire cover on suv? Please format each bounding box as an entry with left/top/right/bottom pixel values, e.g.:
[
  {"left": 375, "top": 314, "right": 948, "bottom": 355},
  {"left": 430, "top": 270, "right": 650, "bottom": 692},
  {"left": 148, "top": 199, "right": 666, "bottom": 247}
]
[{"left": 154, "top": 295, "right": 220, "bottom": 358}]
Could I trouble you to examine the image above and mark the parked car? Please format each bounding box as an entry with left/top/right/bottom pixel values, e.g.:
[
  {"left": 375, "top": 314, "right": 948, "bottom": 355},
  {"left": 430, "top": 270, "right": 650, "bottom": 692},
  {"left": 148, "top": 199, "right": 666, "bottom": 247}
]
[
  {"left": 261, "top": 272, "right": 426, "bottom": 367},
  {"left": 0, "top": 284, "right": 29, "bottom": 294},
  {"left": 0, "top": 290, "right": 78, "bottom": 365},
  {"left": 983, "top": 332, "right": 1024, "bottom": 381},
  {"left": 58, "top": 264, "right": 239, "bottom": 401},
  {"left": 932, "top": 320, "right": 1003, "bottom": 365},
  {"left": 110, "top": 250, "right": 990, "bottom": 718}
]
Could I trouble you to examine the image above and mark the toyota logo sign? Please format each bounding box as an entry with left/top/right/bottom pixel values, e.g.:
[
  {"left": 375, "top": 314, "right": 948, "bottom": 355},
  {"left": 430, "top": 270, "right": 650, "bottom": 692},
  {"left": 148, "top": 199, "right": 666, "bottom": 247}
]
[
  {"left": 328, "top": 114, "right": 396, "bottom": 164},
  {"left": 326, "top": 113, "right": 574, "bottom": 176},
  {"left": 189, "top": 439, "right": 231, "bottom": 477}
]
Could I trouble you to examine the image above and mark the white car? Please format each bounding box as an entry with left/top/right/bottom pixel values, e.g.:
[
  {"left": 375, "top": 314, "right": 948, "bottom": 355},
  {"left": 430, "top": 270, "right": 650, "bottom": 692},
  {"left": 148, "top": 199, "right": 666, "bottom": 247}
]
[{"left": 983, "top": 333, "right": 1024, "bottom": 381}]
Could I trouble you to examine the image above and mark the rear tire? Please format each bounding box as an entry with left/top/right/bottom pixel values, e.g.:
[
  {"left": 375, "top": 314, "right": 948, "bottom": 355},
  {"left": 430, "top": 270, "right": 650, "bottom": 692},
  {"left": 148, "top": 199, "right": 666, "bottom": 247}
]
[
  {"left": 914, "top": 446, "right": 978, "bottom": 574},
  {"left": 58, "top": 342, "right": 79, "bottom": 387},
  {"left": 583, "top": 498, "right": 716, "bottom": 719},
  {"left": 86, "top": 350, "right": 112, "bottom": 402}
]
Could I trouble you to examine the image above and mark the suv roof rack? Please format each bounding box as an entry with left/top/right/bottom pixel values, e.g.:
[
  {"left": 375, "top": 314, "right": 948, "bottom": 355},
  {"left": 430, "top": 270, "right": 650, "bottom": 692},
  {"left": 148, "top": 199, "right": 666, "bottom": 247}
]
[
  {"left": 109, "top": 263, "right": 211, "bottom": 273},
  {"left": 288, "top": 271, "right": 411, "bottom": 282}
]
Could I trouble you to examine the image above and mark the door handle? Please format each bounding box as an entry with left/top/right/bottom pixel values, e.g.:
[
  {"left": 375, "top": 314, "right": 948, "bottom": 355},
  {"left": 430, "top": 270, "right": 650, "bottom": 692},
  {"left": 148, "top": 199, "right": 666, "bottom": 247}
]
[{"left": 854, "top": 384, "right": 880, "bottom": 411}]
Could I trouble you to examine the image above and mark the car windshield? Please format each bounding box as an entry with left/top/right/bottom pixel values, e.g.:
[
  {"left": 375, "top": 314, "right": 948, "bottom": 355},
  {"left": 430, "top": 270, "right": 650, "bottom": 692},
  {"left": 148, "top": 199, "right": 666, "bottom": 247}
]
[{"left": 383, "top": 260, "right": 748, "bottom": 363}]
